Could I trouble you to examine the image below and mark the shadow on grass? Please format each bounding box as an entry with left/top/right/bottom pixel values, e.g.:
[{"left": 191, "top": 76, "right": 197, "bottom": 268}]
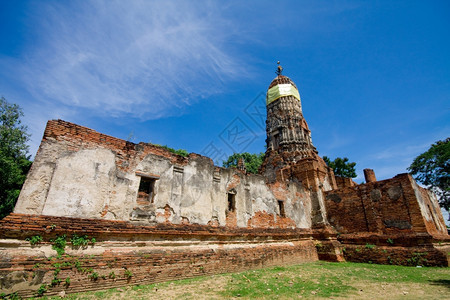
[{"left": 428, "top": 279, "right": 450, "bottom": 289}]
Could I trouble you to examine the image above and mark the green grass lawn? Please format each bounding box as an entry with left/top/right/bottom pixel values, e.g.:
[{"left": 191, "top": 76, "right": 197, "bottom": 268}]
[{"left": 32, "top": 262, "right": 450, "bottom": 299}]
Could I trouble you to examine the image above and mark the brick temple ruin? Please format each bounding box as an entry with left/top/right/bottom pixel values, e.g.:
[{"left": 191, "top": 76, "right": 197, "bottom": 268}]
[{"left": 1, "top": 70, "right": 449, "bottom": 297}]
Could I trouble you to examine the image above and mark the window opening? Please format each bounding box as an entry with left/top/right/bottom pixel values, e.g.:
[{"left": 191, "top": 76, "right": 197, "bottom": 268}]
[
  {"left": 227, "top": 193, "right": 236, "bottom": 212},
  {"left": 278, "top": 200, "right": 285, "bottom": 217},
  {"left": 137, "top": 177, "right": 156, "bottom": 204}
]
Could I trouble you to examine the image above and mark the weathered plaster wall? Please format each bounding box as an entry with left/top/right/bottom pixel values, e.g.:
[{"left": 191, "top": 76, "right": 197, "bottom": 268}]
[{"left": 15, "top": 120, "right": 312, "bottom": 229}]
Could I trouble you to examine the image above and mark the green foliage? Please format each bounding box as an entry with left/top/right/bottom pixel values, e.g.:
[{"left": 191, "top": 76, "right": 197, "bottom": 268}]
[
  {"left": 408, "top": 138, "right": 449, "bottom": 216},
  {"left": 74, "top": 260, "right": 82, "bottom": 271},
  {"left": 406, "top": 252, "right": 429, "bottom": 267},
  {"left": 70, "top": 234, "right": 90, "bottom": 248},
  {"left": 222, "top": 152, "right": 265, "bottom": 174},
  {"left": 155, "top": 144, "right": 189, "bottom": 157},
  {"left": 365, "top": 243, "right": 376, "bottom": 250},
  {"left": 0, "top": 97, "right": 32, "bottom": 219},
  {"left": 124, "top": 269, "right": 133, "bottom": 279},
  {"left": 0, "top": 292, "right": 20, "bottom": 300},
  {"left": 89, "top": 271, "right": 99, "bottom": 281},
  {"left": 323, "top": 156, "right": 357, "bottom": 178},
  {"left": 26, "top": 235, "right": 43, "bottom": 245},
  {"left": 37, "top": 284, "right": 47, "bottom": 296},
  {"left": 65, "top": 277, "right": 71, "bottom": 286},
  {"left": 51, "top": 277, "right": 61, "bottom": 286},
  {"left": 51, "top": 234, "right": 67, "bottom": 257},
  {"left": 387, "top": 238, "right": 394, "bottom": 245},
  {"left": 108, "top": 271, "right": 116, "bottom": 279}
]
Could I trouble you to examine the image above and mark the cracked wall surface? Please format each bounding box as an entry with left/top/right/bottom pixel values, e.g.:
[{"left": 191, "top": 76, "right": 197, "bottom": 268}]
[{"left": 15, "top": 120, "right": 313, "bottom": 229}]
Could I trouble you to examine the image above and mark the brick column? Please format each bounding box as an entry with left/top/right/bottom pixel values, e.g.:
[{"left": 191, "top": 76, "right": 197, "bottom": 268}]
[{"left": 363, "top": 169, "right": 376, "bottom": 183}]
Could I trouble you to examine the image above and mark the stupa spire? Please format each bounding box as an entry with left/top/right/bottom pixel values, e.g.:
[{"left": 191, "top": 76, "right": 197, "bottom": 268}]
[{"left": 276, "top": 61, "right": 283, "bottom": 76}]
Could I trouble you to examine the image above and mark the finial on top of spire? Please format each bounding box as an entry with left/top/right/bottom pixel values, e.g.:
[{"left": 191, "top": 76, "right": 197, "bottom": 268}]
[{"left": 276, "top": 61, "right": 283, "bottom": 76}]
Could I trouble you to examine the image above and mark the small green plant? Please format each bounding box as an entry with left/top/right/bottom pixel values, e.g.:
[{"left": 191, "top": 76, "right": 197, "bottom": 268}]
[
  {"left": 1, "top": 292, "right": 20, "bottom": 300},
  {"left": 65, "top": 277, "right": 71, "bottom": 286},
  {"left": 26, "top": 235, "right": 43, "bottom": 245},
  {"left": 387, "top": 238, "right": 394, "bottom": 245},
  {"left": 70, "top": 234, "right": 90, "bottom": 248},
  {"left": 154, "top": 144, "right": 189, "bottom": 157},
  {"left": 74, "top": 260, "right": 82, "bottom": 271},
  {"left": 407, "top": 252, "right": 429, "bottom": 266},
  {"left": 51, "top": 234, "right": 67, "bottom": 257},
  {"left": 387, "top": 256, "right": 393, "bottom": 264},
  {"left": 124, "top": 269, "right": 133, "bottom": 279},
  {"left": 37, "top": 284, "right": 47, "bottom": 296},
  {"left": 51, "top": 277, "right": 61, "bottom": 286},
  {"left": 50, "top": 224, "right": 57, "bottom": 230},
  {"left": 109, "top": 271, "right": 116, "bottom": 279},
  {"left": 89, "top": 271, "right": 99, "bottom": 281},
  {"left": 33, "top": 263, "right": 41, "bottom": 269},
  {"left": 61, "top": 261, "right": 72, "bottom": 267},
  {"left": 365, "top": 243, "right": 376, "bottom": 250},
  {"left": 91, "top": 237, "right": 96, "bottom": 245}
]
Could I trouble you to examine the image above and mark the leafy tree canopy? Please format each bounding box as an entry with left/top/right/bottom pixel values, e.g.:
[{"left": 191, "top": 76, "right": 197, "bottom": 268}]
[
  {"left": 323, "top": 156, "right": 357, "bottom": 178},
  {"left": 223, "top": 152, "right": 265, "bottom": 174},
  {"left": 408, "top": 138, "right": 449, "bottom": 216},
  {"left": 0, "top": 97, "right": 32, "bottom": 218}
]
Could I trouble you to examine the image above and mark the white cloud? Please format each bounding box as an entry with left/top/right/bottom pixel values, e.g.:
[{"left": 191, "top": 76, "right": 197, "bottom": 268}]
[{"left": 19, "top": 0, "right": 246, "bottom": 120}]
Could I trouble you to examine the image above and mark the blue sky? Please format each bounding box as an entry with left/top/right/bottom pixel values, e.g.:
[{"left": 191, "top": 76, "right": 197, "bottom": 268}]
[{"left": 1, "top": 0, "right": 449, "bottom": 186}]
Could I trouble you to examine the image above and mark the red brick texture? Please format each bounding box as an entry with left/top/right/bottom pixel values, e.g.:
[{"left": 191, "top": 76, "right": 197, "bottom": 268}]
[
  {"left": 324, "top": 173, "right": 447, "bottom": 237},
  {"left": 40, "top": 119, "right": 191, "bottom": 172},
  {"left": 324, "top": 173, "right": 449, "bottom": 267},
  {"left": 363, "top": 168, "right": 377, "bottom": 183},
  {"left": 0, "top": 214, "right": 343, "bottom": 298},
  {"left": 338, "top": 233, "right": 450, "bottom": 267}
]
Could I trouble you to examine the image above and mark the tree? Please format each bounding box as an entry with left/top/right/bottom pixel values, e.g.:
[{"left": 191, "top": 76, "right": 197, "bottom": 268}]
[
  {"left": 0, "top": 97, "right": 32, "bottom": 219},
  {"left": 223, "top": 152, "right": 265, "bottom": 174},
  {"left": 408, "top": 138, "right": 449, "bottom": 220},
  {"left": 323, "top": 156, "right": 357, "bottom": 178}
]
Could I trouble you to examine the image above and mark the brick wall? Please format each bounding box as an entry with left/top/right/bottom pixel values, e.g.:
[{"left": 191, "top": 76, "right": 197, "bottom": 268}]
[
  {"left": 0, "top": 214, "right": 341, "bottom": 298},
  {"left": 334, "top": 176, "right": 356, "bottom": 189},
  {"left": 324, "top": 173, "right": 448, "bottom": 236},
  {"left": 42, "top": 119, "right": 190, "bottom": 171},
  {"left": 338, "top": 233, "right": 450, "bottom": 267}
]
